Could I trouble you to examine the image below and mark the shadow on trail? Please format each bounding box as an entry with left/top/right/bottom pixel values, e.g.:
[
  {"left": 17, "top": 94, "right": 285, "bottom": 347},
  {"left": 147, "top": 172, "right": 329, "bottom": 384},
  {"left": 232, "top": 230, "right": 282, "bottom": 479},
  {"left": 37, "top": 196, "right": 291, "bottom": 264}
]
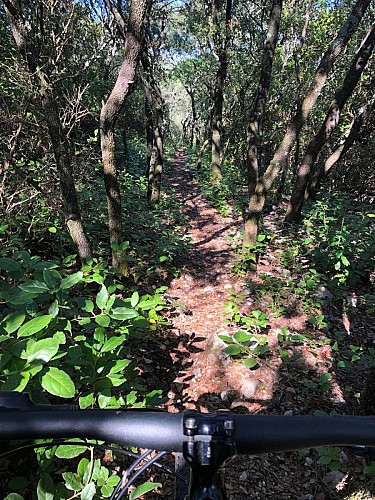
[
  {"left": 141, "top": 150, "right": 375, "bottom": 499},
  {"left": 166, "top": 151, "right": 238, "bottom": 287}
]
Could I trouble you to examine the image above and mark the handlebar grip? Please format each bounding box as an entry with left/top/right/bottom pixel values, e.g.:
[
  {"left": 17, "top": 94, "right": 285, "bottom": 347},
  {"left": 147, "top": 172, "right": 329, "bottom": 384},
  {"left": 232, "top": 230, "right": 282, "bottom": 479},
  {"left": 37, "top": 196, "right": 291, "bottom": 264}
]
[
  {"left": 0, "top": 410, "right": 184, "bottom": 451},
  {"left": 234, "top": 415, "right": 375, "bottom": 453}
]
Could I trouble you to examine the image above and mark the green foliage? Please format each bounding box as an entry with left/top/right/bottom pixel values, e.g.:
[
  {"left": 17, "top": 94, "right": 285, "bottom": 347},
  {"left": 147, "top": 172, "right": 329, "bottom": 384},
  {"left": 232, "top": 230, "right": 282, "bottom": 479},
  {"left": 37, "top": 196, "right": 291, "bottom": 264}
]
[
  {"left": 315, "top": 447, "right": 342, "bottom": 472},
  {"left": 219, "top": 290, "right": 270, "bottom": 369},
  {"left": 0, "top": 249, "right": 168, "bottom": 497},
  {"left": 301, "top": 193, "right": 375, "bottom": 292},
  {"left": 232, "top": 232, "right": 275, "bottom": 276}
]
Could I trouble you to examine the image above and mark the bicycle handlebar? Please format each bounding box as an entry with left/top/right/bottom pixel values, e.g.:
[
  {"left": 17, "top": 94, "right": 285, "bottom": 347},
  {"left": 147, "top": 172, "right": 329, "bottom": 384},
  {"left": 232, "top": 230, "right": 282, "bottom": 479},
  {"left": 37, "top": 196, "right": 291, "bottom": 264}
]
[{"left": 1, "top": 393, "right": 375, "bottom": 454}]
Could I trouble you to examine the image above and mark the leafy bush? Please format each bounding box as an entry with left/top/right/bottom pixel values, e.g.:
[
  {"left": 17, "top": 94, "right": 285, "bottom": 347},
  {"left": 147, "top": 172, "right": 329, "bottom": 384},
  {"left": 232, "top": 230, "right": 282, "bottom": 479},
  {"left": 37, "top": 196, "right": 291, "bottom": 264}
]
[
  {"left": 0, "top": 250, "right": 167, "bottom": 498},
  {"left": 301, "top": 193, "right": 375, "bottom": 292}
]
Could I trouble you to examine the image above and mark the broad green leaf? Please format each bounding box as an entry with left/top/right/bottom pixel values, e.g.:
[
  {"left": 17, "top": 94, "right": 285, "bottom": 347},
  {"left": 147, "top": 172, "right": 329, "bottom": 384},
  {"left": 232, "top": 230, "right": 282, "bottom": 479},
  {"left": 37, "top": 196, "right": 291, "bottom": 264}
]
[
  {"left": 33, "top": 261, "right": 59, "bottom": 271},
  {"left": 77, "top": 458, "right": 90, "bottom": 479},
  {"left": 109, "top": 307, "right": 138, "bottom": 321},
  {"left": 217, "top": 334, "right": 233, "bottom": 343},
  {"left": 37, "top": 474, "right": 54, "bottom": 500},
  {"left": 1, "top": 372, "right": 30, "bottom": 392},
  {"left": 0, "top": 258, "right": 21, "bottom": 274},
  {"left": 96, "top": 284, "right": 108, "bottom": 310},
  {"left": 107, "top": 476, "right": 120, "bottom": 487},
  {"left": 233, "top": 331, "right": 252, "bottom": 343},
  {"left": 101, "top": 335, "right": 125, "bottom": 353},
  {"left": 19, "top": 280, "right": 49, "bottom": 294},
  {"left": 341, "top": 255, "right": 350, "bottom": 266},
  {"left": 109, "top": 359, "right": 131, "bottom": 374},
  {"left": 98, "top": 394, "right": 111, "bottom": 408},
  {"left": 130, "top": 291, "right": 139, "bottom": 307},
  {"left": 224, "top": 345, "right": 241, "bottom": 356},
  {"left": 79, "top": 393, "right": 94, "bottom": 409},
  {"left": 105, "top": 294, "right": 116, "bottom": 312},
  {"left": 129, "top": 482, "right": 162, "bottom": 499},
  {"left": 53, "top": 331, "right": 66, "bottom": 344},
  {"left": 41, "top": 367, "right": 75, "bottom": 398},
  {"left": 95, "top": 314, "right": 110, "bottom": 327},
  {"left": 78, "top": 298, "right": 94, "bottom": 313},
  {"left": 43, "top": 269, "right": 61, "bottom": 291},
  {"left": 2, "top": 311, "right": 25, "bottom": 334},
  {"left": 81, "top": 482, "right": 96, "bottom": 500},
  {"left": 20, "top": 338, "right": 59, "bottom": 364},
  {"left": 18, "top": 315, "right": 53, "bottom": 337},
  {"left": 48, "top": 299, "right": 59, "bottom": 318},
  {"left": 56, "top": 439, "right": 87, "bottom": 459},
  {"left": 244, "top": 358, "right": 258, "bottom": 369},
  {"left": 60, "top": 271, "right": 83, "bottom": 290},
  {"left": 10, "top": 289, "right": 37, "bottom": 305},
  {"left": 4, "top": 494, "right": 25, "bottom": 500},
  {"left": 62, "top": 472, "right": 82, "bottom": 491},
  {"left": 93, "top": 465, "right": 109, "bottom": 482},
  {"left": 107, "top": 373, "right": 126, "bottom": 386},
  {"left": 23, "top": 364, "right": 43, "bottom": 377},
  {"left": 137, "top": 298, "right": 161, "bottom": 310},
  {"left": 101, "top": 476, "right": 120, "bottom": 497}
]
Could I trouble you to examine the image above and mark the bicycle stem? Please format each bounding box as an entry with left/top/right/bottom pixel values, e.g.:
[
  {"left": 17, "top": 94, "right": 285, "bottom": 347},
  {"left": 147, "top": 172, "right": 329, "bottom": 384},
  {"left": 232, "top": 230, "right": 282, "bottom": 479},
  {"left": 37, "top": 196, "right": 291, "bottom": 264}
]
[{"left": 182, "top": 410, "right": 236, "bottom": 500}]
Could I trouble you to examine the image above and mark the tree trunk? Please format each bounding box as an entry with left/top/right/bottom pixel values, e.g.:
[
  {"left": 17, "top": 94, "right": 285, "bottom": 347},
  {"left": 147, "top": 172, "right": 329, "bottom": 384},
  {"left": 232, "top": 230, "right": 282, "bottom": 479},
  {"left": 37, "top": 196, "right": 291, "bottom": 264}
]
[
  {"left": 142, "top": 33, "right": 164, "bottom": 204},
  {"left": 245, "top": 0, "right": 282, "bottom": 196},
  {"left": 3, "top": 0, "right": 92, "bottom": 263},
  {"left": 149, "top": 122, "right": 163, "bottom": 203},
  {"left": 285, "top": 23, "right": 375, "bottom": 223},
  {"left": 210, "top": 0, "right": 232, "bottom": 187},
  {"left": 307, "top": 95, "right": 374, "bottom": 197},
  {"left": 100, "top": 0, "right": 149, "bottom": 270},
  {"left": 42, "top": 92, "right": 92, "bottom": 262},
  {"left": 242, "top": 0, "right": 371, "bottom": 253},
  {"left": 196, "top": 139, "right": 210, "bottom": 171}
]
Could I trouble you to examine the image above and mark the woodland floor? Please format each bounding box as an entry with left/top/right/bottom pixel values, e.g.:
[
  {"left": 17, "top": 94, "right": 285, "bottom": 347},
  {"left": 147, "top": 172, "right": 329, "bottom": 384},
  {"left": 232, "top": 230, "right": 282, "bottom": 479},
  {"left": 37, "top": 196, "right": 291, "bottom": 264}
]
[{"left": 135, "top": 150, "right": 375, "bottom": 499}]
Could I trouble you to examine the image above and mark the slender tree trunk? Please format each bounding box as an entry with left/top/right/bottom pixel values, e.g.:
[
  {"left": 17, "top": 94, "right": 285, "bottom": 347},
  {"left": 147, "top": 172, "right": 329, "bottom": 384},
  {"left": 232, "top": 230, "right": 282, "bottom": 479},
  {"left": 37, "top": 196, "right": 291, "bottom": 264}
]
[
  {"left": 307, "top": 95, "right": 374, "bottom": 197},
  {"left": 245, "top": 0, "right": 282, "bottom": 197},
  {"left": 3, "top": 0, "right": 92, "bottom": 263},
  {"left": 100, "top": 0, "right": 148, "bottom": 270},
  {"left": 145, "top": 94, "right": 154, "bottom": 179},
  {"left": 242, "top": 0, "right": 371, "bottom": 253},
  {"left": 142, "top": 37, "right": 164, "bottom": 204},
  {"left": 42, "top": 92, "right": 92, "bottom": 262},
  {"left": 196, "top": 139, "right": 210, "bottom": 171},
  {"left": 149, "top": 121, "right": 163, "bottom": 203},
  {"left": 285, "top": 23, "right": 375, "bottom": 223},
  {"left": 210, "top": 0, "right": 232, "bottom": 187}
]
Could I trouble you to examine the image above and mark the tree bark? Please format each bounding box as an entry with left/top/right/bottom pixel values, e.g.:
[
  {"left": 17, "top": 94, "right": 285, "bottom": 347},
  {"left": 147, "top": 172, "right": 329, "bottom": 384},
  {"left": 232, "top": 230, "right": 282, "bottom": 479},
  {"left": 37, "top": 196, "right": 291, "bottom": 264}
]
[
  {"left": 210, "top": 0, "right": 232, "bottom": 187},
  {"left": 3, "top": 0, "right": 92, "bottom": 263},
  {"left": 141, "top": 29, "right": 164, "bottom": 204},
  {"left": 245, "top": 0, "right": 282, "bottom": 197},
  {"left": 100, "top": 0, "right": 149, "bottom": 270},
  {"left": 242, "top": 0, "right": 371, "bottom": 254},
  {"left": 307, "top": 95, "right": 374, "bottom": 197},
  {"left": 285, "top": 23, "right": 375, "bottom": 223}
]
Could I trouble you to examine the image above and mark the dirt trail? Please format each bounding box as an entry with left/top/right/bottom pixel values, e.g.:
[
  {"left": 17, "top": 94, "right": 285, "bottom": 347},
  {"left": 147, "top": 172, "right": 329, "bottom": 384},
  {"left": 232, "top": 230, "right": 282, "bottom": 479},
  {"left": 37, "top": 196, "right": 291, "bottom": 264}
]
[{"left": 165, "top": 150, "right": 276, "bottom": 412}]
